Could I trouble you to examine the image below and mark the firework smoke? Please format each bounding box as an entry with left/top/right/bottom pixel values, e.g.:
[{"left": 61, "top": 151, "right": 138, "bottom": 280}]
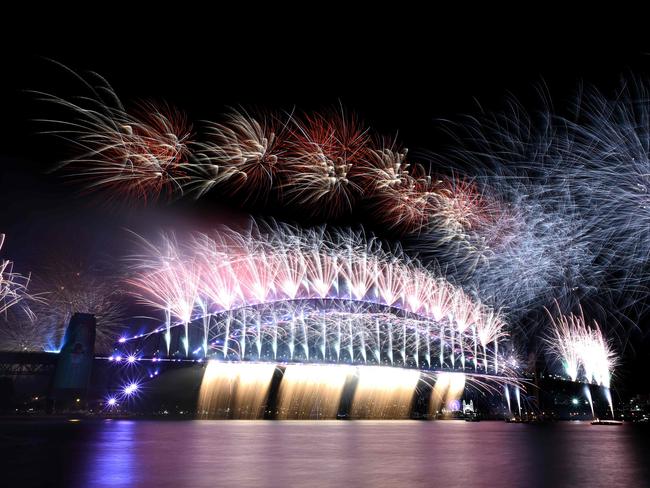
[{"left": 0, "top": 259, "right": 126, "bottom": 352}]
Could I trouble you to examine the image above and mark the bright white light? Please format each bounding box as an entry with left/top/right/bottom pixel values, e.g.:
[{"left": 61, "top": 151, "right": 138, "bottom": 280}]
[{"left": 123, "top": 383, "right": 139, "bottom": 395}]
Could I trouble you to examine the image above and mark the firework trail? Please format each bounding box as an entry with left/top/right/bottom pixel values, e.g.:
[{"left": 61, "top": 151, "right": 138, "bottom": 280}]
[
  {"left": 191, "top": 109, "right": 447, "bottom": 231},
  {"left": 363, "top": 153, "right": 443, "bottom": 234},
  {"left": 0, "top": 308, "right": 54, "bottom": 352},
  {"left": 0, "top": 234, "right": 44, "bottom": 351},
  {"left": 400, "top": 79, "right": 650, "bottom": 366},
  {"left": 548, "top": 81, "right": 650, "bottom": 302},
  {"left": 412, "top": 173, "right": 595, "bottom": 331},
  {"left": 33, "top": 262, "right": 127, "bottom": 352},
  {"left": 42, "top": 69, "right": 650, "bottom": 302},
  {"left": 407, "top": 92, "right": 644, "bottom": 345}
]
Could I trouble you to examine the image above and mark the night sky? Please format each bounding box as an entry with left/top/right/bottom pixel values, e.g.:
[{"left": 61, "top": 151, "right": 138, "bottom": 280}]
[{"left": 2, "top": 25, "right": 649, "bottom": 394}]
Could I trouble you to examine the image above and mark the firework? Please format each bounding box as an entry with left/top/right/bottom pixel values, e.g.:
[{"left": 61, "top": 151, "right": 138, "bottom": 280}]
[
  {"left": 414, "top": 79, "right": 650, "bottom": 342},
  {"left": 39, "top": 68, "right": 647, "bottom": 367},
  {"left": 36, "top": 68, "right": 193, "bottom": 203},
  {"left": 125, "top": 220, "right": 508, "bottom": 373},
  {"left": 280, "top": 109, "right": 371, "bottom": 217},
  {"left": 0, "top": 310, "right": 53, "bottom": 352},
  {"left": 33, "top": 263, "right": 127, "bottom": 352},
  {"left": 41, "top": 71, "right": 466, "bottom": 232},
  {"left": 0, "top": 260, "right": 126, "bottom": 352},
  {"left": 189, "top": 109, "right": 289, "bottom": 201},
  {"left": 126, "top": 232, "right": 202, "bottom": 355},
  {"left": 0, "top": 234, "right": 37, "bottom": 318},
  {"left": 364, "top": 160, "right": 441, "bottom": 234},
  {"left": 408, "top": 102, "right": 607, "bottom": 335},
  {"left": 550, "top": 81, "right": 650, "bottom": 303},
  {"left": 196, "top": 362, "right": 519, "bottom": 420},
  {"left": 545, "top": 308, "right": 618, "bottom": 388},
  {"left": 41, "top": 72, "right": 603, "bottom": 328}
]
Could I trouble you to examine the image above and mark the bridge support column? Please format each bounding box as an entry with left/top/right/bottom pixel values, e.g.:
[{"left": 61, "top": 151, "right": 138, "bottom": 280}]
[{"left": 50, "top": 313, "right": 96, "bottom": 412}]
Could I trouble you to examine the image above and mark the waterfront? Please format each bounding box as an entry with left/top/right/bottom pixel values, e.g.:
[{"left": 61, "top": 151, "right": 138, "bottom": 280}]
[{"left": 2, "top": 420, "right": 649, "bottom": 488}]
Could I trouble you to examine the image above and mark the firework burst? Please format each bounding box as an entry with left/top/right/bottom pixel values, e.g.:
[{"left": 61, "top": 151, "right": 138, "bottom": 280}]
[
  {"left": 364, "top": 159, "right": 441, "bottom": 234},
  {"left": 41, "top": 71, "right": 459, "bottom": 231},
  {"left": 190, "top": 109, "right": 288, "bottom": 201},
  {"left": 281, "top": 109, "right": 371, "bottom": 217},
  {"left": 408, "top": 101, "right": 610, "bottom": 332},
  {"left": 36, "top": 68, "right": 193, "bottom": 203}
]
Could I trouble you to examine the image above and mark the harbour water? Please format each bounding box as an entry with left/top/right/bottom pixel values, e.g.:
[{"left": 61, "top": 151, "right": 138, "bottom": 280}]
[{"left": 2, "top": 419, "right": 649, "bottom": 488}]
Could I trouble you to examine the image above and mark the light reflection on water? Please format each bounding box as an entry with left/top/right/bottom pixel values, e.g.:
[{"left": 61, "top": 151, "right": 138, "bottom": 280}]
[
  {"left": 6, "top": 420, "right": 650, "bottom": 488},
  {"left": 85, "top": 420, "right": 137, "bottom": 486}
]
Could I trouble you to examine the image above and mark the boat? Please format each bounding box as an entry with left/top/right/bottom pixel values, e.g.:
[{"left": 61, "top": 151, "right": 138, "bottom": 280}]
[{"left": 591, "top": 419, "right": 623, "bottom": 425}]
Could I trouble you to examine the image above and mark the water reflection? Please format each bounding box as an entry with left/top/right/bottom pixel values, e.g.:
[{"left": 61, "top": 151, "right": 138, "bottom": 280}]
[
  {"left": 81, "top": 420, "right": 136, "bottom": 487},
  {"left": 32, "top": 420, "right": 647, "bottom": 488}
]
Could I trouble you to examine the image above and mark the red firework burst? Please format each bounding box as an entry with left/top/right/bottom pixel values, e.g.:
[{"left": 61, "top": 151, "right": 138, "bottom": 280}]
[
  {"left": 281, "top": 109, "right": 372, "bottom": 217},
  {"left": 431, "top": 176, "right": 520, "bottom": 252},
  {"left": 365, "top": 162, "right": 441, "bottom": 234},
  {"left": 92, "top": 101, "right": 193, "bottom": 203},
  {"left": 43, "top": 72, "right": 193, "bottom": 204}
]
